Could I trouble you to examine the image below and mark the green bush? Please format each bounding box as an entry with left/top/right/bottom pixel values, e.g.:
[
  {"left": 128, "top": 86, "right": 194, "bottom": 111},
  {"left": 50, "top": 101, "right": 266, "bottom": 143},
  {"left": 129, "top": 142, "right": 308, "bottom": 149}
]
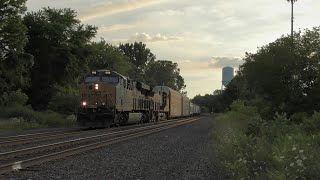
[
  {"left": 0, "top": 89, "right": 28, "bottom": 106},
  {"left": 37, "top": 111, "right": 76, "bottom": 128},
  {"left": 267, "top": 132, "right": 320, "bottom": 179},
  {"left": 220, "top": 134, "right": 272, "bottom": 179},
  {"left": 216, "top": 100, "right": 259, "bottom": 132},
  {"left": 0, "top": 106, "right": 76, "bottom": 132},
  {"left": 245, "top": 116, "right": 265, "bottom": 136},
  {"left": 48, "top": 93, "right": 79, "bottom": 114},
  {"left": 230, "top": 100, "right": 257, "bottom": 114},
  {"left": 48, "top": 85, "right": 80, "bottom": 114},
  {"left": 290, "top": 112, "right": 309, "bottom": 124},
  {"left": 201, "top": 106, "right": 209, "bottom": 113},
  {"left": 302, "top": 111, "right": 320, "bottom": 134},
  {"left": 0, "top": 106, "right": 40, "bottom": 122},
  {"left": 0, "top": 117, "right": 42, "bottom": 131},
  {"left": 246, "top": 96, "right": 273, "bottom": 119},
  {"left": 213, "top": 105, "right": 320, "bottom": 179}
]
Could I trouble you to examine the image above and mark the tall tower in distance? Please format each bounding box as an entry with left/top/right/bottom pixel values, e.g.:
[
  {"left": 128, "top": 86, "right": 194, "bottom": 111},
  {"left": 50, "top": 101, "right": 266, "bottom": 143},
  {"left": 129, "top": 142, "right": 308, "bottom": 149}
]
[{"left": 221, "top": 66, "right": 234, "bottom": 90}]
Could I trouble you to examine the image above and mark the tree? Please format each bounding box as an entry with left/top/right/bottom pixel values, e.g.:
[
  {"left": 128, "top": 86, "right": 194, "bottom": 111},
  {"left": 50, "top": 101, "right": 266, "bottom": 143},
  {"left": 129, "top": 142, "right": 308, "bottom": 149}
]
[
  {"left": 193, "top": 27, "right": 320, "bottom": 116},
  {"left": 119, "top": 42, "right": 156, "bottom": 81},
  {"left": 0, "top": 0, "right": 34, "bottom": 104},
  {"left": 191, "top": 94, "right": 225, "bottom": 113},
  {"left": 240, "top": 27, "right": 320, "bottom": 115},
  {"left": 145, "top": 60, "right": 186, "bottom": 91},
  {"left": 88, "top": 39, "right": 133, "bottom": 75},
  {"left": 213, "top": 89, "right": 222, "bottom": 95},
  {"left": 23, "top": 8, "right": 97, "bottom": 109}
]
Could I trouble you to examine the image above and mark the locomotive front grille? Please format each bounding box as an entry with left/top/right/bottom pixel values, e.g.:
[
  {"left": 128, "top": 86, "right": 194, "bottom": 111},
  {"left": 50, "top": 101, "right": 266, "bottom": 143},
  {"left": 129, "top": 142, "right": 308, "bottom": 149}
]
[{"left": 81, "top": 93, "right": 115, "bottom": 108}]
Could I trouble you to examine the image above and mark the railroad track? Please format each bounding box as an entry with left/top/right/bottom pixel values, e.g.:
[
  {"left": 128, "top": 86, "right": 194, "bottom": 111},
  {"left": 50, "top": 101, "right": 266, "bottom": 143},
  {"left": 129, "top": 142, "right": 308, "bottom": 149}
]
[
  {"left": 0, "top": 117, "right": 201, "bottom": 175},
  {"left": 0, "top": 117, "right": 194, "bottom": 147}
]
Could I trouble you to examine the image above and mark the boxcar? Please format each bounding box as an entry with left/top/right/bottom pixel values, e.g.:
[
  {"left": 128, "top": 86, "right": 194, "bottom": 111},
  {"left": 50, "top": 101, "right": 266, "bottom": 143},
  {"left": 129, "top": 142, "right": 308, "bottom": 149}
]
[
  {"left": 182, "top": 95, "right": 190, "bottom": 117},
  {"left": 153, "top": 86, "right": 184, "bottom": 119}
]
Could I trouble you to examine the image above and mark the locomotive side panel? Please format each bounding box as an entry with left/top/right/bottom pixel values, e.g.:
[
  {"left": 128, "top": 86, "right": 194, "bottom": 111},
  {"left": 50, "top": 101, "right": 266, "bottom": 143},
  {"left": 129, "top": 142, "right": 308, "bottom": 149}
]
[
  {"left": 115, "top": 78, "right": 150, "bottom": 112},
  {"left": 121, "top": 80, "right": 134, "bottom": 112},
  {"left": 115, "top": 80, "right": 123, "bottom": 111}
]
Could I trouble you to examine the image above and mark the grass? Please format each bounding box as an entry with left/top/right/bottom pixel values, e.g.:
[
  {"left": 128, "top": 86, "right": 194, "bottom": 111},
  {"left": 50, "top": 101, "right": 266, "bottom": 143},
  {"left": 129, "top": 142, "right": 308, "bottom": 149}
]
[
  {"left": 212, "top": 101, "right": 320, "bottom": 179},
  {"left": 0, "top": 106, "right": 76, "bottom": 132}
]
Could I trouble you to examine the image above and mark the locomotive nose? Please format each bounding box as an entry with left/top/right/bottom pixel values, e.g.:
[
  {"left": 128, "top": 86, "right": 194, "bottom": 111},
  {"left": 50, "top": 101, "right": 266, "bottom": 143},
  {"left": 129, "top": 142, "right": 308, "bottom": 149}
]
[
  {"left": 83, "top": 83, "right": 116, "bottom": 107},
  {"left": 88, "top": 83, "right": 99, "bottom": 90}
]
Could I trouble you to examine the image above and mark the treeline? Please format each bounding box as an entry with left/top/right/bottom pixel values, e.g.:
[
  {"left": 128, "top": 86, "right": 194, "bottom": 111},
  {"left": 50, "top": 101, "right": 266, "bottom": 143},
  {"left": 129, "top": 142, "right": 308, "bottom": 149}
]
[
  {"left": 0, "top": 0, "right": 185, "bottom": 113},
  {"left": 203, "top": 28, "right": 320, "bottom": 178},
  {"left": 194, "top": 26, "right": 320, "bottom": 118}
]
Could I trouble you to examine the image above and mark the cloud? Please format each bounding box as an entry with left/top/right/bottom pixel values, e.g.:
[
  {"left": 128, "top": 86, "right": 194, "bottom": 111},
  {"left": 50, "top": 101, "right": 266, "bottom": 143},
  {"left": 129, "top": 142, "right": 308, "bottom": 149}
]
[
  {"left": 178, "top": 60, "right": 191, "bottom": 63},
  {"left": 175, "top": 59, "right": 212, "bottom": 74},
  {"left": 131, "top": 32, "right": 181, "bottom": 42},
  {"left": 175, "top": 56, "right": 242, "bottom": 74},
  {"left": 158, "top": 9, "right": 185, "bottom": 16},
  {"left": 208, "top": 57, "right": 243, "bottom": 69},
  {"left": 79, "top": 0, "right": 168, "bottom": 21},
  {"left": 99, "top": 23, "right": 136, "bottom": 33}
]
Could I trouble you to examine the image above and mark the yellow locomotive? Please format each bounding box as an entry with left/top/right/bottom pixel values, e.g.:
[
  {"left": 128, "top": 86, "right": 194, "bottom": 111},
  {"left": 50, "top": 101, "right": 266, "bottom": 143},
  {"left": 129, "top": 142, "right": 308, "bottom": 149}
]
[{"left": 77, "top": 69, "right": 164, "bottom": 127}]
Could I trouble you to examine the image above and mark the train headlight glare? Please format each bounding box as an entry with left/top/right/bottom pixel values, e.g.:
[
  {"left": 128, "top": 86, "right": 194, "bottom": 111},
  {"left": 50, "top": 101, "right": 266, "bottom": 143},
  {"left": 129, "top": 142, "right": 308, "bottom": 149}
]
[
  {"left": 95, "top": 84, "right": 99, "bottom": 90},
  {"left": 82, "top": 102, "right": 87, "bottom": 106}
]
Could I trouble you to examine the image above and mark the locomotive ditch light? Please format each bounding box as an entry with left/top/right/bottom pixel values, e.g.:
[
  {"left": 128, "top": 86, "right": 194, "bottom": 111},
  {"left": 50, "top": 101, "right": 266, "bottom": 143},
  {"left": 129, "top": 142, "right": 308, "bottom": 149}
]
[{"left": 82, "top": 101, "right": 87, "bottom": 106}]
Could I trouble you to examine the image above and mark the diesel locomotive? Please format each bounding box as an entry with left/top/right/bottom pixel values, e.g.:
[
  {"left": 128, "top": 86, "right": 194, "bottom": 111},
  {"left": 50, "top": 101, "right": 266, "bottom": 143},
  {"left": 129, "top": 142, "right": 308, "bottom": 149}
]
[{"left": 77, "top": 69, "right": 200, "bottom": 128}]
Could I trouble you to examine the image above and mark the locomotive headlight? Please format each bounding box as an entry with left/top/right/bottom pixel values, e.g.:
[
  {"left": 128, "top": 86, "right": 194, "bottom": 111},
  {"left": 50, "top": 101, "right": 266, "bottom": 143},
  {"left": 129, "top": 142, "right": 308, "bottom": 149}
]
[
  {"left": 82, "top": 101, "right": 87, "bottom": 106},
  {"left": 95, "top": 84, "right": 99, "bottom": 90}
]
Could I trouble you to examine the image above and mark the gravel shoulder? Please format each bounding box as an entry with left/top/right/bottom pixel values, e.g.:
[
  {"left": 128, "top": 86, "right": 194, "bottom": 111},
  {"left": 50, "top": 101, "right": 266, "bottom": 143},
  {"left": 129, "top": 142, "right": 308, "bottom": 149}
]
[{"left": 3, "top": 115, "right": 222, "bottom": 180}]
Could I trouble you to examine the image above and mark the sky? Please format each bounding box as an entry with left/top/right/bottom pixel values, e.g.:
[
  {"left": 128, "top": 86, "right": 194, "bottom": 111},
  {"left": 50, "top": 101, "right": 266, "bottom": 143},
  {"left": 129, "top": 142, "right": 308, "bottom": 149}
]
[{"left": 26, "top": 0, "right": 320, "bottom": 98}]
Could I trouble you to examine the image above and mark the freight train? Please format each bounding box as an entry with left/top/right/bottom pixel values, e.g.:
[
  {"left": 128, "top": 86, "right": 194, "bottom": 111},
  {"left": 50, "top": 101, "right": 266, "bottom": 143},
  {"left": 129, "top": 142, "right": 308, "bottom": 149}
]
[{"left": 77, "top": 69, "right": 200, "bottom": 128}]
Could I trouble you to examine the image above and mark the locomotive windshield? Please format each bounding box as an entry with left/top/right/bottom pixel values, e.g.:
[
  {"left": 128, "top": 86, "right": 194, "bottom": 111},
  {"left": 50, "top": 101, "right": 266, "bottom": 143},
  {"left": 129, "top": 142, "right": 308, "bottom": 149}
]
[
  {"left": 102, "top": 76, "right": 119, "bottom": 84},
  {"left": 85, "top": 76, "right": 100, "bottom": 83},
  {"left": 83, "top": 70, "right": 120, "bottom": 85}
]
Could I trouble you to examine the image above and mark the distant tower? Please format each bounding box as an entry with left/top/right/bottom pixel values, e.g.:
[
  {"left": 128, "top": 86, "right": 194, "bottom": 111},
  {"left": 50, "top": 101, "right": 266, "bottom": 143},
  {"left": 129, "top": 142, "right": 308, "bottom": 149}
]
[{"left": 221, "top": 66, "right": 234, "bottom": 90}]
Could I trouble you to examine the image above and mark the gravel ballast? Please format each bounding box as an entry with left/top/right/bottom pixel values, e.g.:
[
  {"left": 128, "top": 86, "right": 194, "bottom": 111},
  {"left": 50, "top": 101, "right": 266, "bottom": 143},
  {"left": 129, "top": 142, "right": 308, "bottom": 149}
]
[{"left": 3, "top": 116, "right": 221, "bottom": 180}]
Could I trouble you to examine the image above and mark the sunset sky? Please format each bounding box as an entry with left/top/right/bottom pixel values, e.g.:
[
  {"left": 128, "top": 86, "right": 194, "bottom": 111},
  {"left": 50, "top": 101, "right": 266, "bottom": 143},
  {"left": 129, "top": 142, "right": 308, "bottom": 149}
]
[{"left": 27, "top": 0, "right": 320, "bottom": 98}]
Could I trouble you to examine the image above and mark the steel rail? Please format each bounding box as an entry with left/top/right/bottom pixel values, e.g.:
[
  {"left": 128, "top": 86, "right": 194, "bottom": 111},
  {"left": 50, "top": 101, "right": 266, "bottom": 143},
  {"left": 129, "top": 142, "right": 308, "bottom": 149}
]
[
  {"left": 0, "top": 117, "right": 201, "bottom": 175},
  {"left": 0, "top": 129, "right": 80, "bottom": 140},
  {"left": 0, "top": 117, "right": 195, "bottom": 147},
  {"left": 0, "top": 117, "right": 199, "bottom": 160}
]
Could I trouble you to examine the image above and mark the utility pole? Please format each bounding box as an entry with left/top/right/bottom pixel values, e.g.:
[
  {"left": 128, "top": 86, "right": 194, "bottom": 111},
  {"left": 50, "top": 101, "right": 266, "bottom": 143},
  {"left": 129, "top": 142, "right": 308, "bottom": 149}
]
[{"left": 291, "top": 0, "right": 294, "bottom": 45}]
